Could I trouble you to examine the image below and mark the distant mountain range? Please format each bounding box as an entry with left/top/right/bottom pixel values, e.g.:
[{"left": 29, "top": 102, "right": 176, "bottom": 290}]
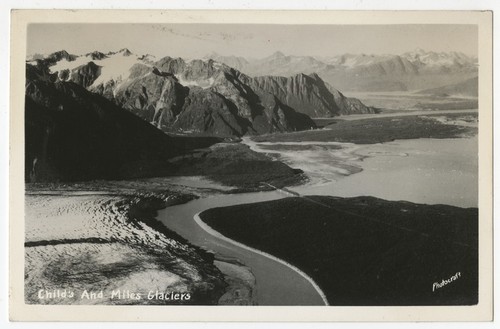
[
  {"left": 27, "top": 49, "right": 376, "bottom": 138},
  {"left": 204, "top": 49, "right": 478, "bottom": 92}
]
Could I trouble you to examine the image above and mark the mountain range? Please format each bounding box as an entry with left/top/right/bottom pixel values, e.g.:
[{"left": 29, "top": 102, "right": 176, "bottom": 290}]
[
  {"left": 204, "top": 49, "right": 478, "bottom": 92},
  {"left": 24, "top": 48, "right": 477, "bottom": 183},
  {"left": 27, "top": 49, "right": 376, "bottom": 139},
  {"left": 25, "top": 48, "right": 381, "bottom": 182}
]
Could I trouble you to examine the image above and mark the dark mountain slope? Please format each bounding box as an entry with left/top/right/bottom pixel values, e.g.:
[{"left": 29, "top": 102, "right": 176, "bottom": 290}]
[
  {"left": 25, "top": 78, "right": 220, "bottom": 182},
  {"left": 109, "top": 58, "right": 317, "bottom": 136}
]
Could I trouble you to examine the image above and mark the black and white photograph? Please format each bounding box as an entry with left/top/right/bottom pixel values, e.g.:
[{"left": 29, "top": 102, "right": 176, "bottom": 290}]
[{"left": 8, "top": 9, "right": 493, "bottom": 322}]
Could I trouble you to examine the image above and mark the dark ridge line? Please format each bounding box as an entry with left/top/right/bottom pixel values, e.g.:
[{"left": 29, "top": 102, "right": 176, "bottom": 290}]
[{"left": 25, "top": 237, "right": 115, "bottom": 247}]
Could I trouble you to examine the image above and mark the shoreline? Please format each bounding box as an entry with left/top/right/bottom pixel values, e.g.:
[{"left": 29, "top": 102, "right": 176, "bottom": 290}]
[
  {"left": 194, "top": 212, "right": 329, "bottom": 306},
  {"left": 132, "top": 190, "right": 259, "bottom": 305}
]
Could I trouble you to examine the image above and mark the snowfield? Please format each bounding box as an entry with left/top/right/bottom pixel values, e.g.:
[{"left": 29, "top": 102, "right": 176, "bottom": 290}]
[
  {"left": 174, "top": 75, "right": 215, "bottom": 89},
  {"left": 41, "top": 50, "right": 222, "bottom": 93},
  {"left": 48, "top": 52, "right": 152, "bottom": 90},
  {"left": 24, "top": 191, "right": 225, "bottom": 305}
]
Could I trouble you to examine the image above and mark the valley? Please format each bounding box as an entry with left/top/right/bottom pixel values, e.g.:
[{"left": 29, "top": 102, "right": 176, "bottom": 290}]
[{"left": 24, "top": 47, "right": 479, "bottom": 306}]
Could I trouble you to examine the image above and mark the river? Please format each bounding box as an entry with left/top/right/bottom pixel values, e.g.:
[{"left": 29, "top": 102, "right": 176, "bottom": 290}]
[
  {"left": 252, "top": 136, "right": 478, "bottom": 208},
  {"left": 158, "top": 135, "right": 477, "bottom": 305},
  {"left": 159, "top": 190, "right": 327, "bottom": 305}
]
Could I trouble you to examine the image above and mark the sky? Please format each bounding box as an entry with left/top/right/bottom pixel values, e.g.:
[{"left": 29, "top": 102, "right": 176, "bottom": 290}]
[{"left": 27, "top": 24, "right": 478, "bottom": 59}]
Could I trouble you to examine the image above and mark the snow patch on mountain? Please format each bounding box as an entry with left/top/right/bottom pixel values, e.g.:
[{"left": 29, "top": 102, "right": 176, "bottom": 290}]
[
  {"left": 402, "top": 48, "right": 477, "bottom": 67},
  {"left": 92, "top": 56, "right": 151, "bottom": 88},
  {"left": 49, "top": 56, "right": 91, "bottom": 73},
  {"left": 44, "top": 51, "right": 153, "bottom": 89},
  {"left": 175, "top": 75, "right": 215, "bottom": 89}
]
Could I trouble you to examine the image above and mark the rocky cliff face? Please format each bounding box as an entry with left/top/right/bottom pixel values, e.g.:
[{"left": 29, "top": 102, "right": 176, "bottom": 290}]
[
  {"left": 246, "top": 73, "right": 376, "bottom": 117},
  {"left": 90, "top": 54, "right": 319, "bottom": 136},
  {"left": 121, "top": 58, "right": 319, "bottom": 136},
  {"left": 172, "top": 88, "right": 248, "bottom": 136},
  {"left": 67, "top": 62, "right": 102, "bottom": 88},
  {"left": 41, "top": 50, "right": 78, "bottom": 66},
  {"left": 85, "top": 51, "right": 108, "bottom": 60}
]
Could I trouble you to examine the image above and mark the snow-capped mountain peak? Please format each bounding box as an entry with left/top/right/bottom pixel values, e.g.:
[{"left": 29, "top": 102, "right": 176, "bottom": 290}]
[
  {"left": 401, "top": 48, "right": 476, "bottom": 67},
  {"left": 28, "top": 49, "right": 154, "bottom": 92}
]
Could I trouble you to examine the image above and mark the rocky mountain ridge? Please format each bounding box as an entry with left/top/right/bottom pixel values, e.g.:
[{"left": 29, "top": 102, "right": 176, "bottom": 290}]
[{"left": 27, "top": 49, "right": 376, "bottom": 137}]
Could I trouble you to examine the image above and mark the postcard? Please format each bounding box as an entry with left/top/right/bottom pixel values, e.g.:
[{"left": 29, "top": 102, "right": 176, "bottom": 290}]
[{"left": 9, "top": 9, "right": 493, "bottom": 321}]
